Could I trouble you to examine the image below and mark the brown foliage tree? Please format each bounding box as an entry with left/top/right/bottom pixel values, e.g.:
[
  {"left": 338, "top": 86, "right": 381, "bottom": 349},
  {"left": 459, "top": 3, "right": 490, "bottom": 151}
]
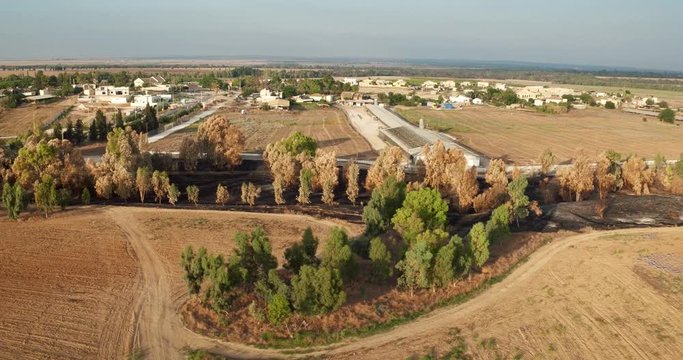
[
  {"left": 345, "top": 159, "right": 360, "bottom": 205},
  {"left": 557, "top": 150, "right": 594, "bottom": 202},
  {"left": 485, "top": 159, "right": 508, "bottom": 188},
  {"left": 264, "top": 141, "right": 297, "bottom": 205},
  {"left": 365, "top": 146, "right": 406, "bottom": 190},
  {"left": 216, "top": 184, "right": 229, "bottom": 206},
  {"left": 472, "top": 184, "right": 507, "bottom": 213},
  {"left": 136, "top": 166, "right": 151, "bottom": 203},
  {"left": 12, "top": 137, "right": 88, "bottom": 193},
  {"left": 538, "top": 148, "right": 557, "bottom": 176},
  {"left": 197, "top": 115, "right": 245, "bottom": 169},
  {"left": 315, "top": 149, "right": 338, "bottom": 205},
  {"left": 622, "top": 156, "right": 655, "bottom": 195},
  {"left": 179, "top": 137, "right": 200, "bottom": 171},
  {"left": 457, "top": 166, "right": 479, "bottom": 211},
  {"left": 595, "top": 153, "right": 616, "bottom": 218},
  {"left": 93, "top": 127, "right": 146, "bottom": 200},
  {"left": 151, "top": 170, "right": 170, "bottom": 203},
  {"left": 241, "top": 182, "right": 261, "bottom": 206}
]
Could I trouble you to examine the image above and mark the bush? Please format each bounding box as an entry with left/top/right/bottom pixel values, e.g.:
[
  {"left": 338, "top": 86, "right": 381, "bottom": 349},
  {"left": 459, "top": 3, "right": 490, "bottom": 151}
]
[
  {"left": 186, "top": 184, "right": 199, "bottom": 206},
  {"left": 291, "top": 265, "right": 346, "bottom": 315},
  {"left": 234, "top": 226, "right": 278, "bottom": 282},
  {"left": 362, "top": 176, "right": 406, "bottom": 236},
  {"left": 2, "top": 182, "right": 25, "bottom": 220},
  {"left": 369, "top": 237, "right": 393, "bottom": 281},
  {"left": 659, "top": 108, "right": 676, "bottom": 123},
  {"left": 432, "top": 239, "right": 457, "bottom": 288},
  {"left": 604, "top": 101, "right": 616, "bottom": 109},
  {"left": 467, "top": 223, "right": 490, "bottom": 271},
  {"left": 167, "top": 183, "right": 179, "bottom": 205},
  {"left": 396, "top": 239, "right": 433, "bottom": 295}
]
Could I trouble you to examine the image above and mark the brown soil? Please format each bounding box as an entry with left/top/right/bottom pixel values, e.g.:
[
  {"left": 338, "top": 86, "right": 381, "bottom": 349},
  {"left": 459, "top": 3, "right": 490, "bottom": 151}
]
[
  {"left": 397, "top": 106, "right": 683, "bottom": 164},
  {"left": 147, "top": 106, "right": 376, "bottom": 159},
  {"left": 0, "top": 208, "right": 141, "bottom": 359}
]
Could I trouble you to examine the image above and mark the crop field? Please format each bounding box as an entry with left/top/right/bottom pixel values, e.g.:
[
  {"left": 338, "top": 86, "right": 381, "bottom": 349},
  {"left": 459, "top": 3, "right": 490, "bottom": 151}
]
[
  {"left": 147, "top": 106, "right": 377, "bottom": 159},
  {"left": 397, "top": 106, "right": 683, "bottom": 164},
  {"left": 0, "top": 98, "right": 75, "bottom": 137},
  {"left": 0, "top": 208, "right": 140, "bottom": 359},
  {"left": 336, "top": 228, "right": 683, "bottom": 360}
]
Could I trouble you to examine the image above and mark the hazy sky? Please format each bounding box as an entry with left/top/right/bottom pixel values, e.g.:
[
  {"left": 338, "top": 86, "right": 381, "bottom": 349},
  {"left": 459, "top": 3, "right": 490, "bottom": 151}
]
[{"left": 2, "top": 0, "right": 682, "bottom": 71}]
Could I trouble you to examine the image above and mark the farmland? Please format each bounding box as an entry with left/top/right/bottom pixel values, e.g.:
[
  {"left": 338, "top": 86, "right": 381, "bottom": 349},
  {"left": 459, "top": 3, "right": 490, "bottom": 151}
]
[
  {"left": 326, "top": 228, "right": 683, "bottom": 360},
  {"left": 0, "top": 97, "right": 75, "bottom": 137},
  {"left": 0, "top": 208, "right": 140, "bottom": 359},
  {"left": 147, "top": 106, "right": 377, "bottom": 159},
  {"left": 396, "top": 106, "right": 683, "bottom": 164}
]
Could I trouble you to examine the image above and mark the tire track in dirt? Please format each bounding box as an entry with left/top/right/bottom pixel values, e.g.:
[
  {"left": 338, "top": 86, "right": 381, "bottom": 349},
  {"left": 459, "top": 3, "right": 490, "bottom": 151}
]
[
  {"left": 108, "top": 205, "right": 682, "bottom": 359},
  {"left": 107, "top": 207, "right": 282, "bottom": 360}
]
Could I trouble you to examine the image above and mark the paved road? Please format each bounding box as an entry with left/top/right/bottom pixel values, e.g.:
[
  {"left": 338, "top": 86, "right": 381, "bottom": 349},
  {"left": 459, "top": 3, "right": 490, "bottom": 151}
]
[{"left": 147, "top": 101, "right": 225, "bottom": 144}]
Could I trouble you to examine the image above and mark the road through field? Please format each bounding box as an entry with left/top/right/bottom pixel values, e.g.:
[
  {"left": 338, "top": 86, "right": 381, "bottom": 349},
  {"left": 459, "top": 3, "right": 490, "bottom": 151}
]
[{"left": 106, "top": 205, "right": 683, "bottom": 359}]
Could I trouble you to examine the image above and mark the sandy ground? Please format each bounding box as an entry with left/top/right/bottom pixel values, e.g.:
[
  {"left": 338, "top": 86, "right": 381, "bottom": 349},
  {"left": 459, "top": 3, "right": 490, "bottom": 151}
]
[
  {"left": 340, "top": 105, "right": 386, "bottom": 152},
  {"left": 397, "top": 106, "right": 683, "bottom": 164},
  {"left": 0, "top": 208, "right": 141, "bottom": 359},
  {"left": 147, "top": 106, "right": 377, "bottom": 159}
]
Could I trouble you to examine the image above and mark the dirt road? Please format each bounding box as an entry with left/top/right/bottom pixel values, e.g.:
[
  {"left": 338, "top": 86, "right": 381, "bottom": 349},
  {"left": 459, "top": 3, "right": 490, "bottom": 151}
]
[{"left": 108, "top": 207, "right": 683, "bottom": 359}]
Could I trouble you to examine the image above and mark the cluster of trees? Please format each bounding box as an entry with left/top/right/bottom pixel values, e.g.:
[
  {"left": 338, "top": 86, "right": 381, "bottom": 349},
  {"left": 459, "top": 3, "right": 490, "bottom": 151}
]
[
  {"left": 263, "top": 131, "right": 344, "bottom": 205},
  {"left": 378, "top": 92, "right": 424, "bottom": 106},
  {"left": 53, "top": 119, "right": 86, "bottom": 145},
  {"left": 181, "top": 226, "right": 350, "bottom": 324},
  {"left": 267, "top": 75, "right": 357, "bottom": 99},
  {"left": 1, "top": 89, "right": 25, "bottom": 109},
  {"left": 179, "top": 115, "right": 246, "bottom": 171}
]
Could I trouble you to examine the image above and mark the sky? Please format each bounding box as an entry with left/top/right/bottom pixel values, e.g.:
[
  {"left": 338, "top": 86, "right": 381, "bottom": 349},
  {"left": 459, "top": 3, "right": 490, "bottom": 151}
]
[{"left": 2, "top": 0, "right": 683, "bottom": 71}]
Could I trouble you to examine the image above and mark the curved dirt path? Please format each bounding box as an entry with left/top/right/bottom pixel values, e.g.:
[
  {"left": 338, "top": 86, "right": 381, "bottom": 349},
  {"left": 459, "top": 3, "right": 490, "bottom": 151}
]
[{"left": 108, "top": 206, "right": 681, "bottom": 359}]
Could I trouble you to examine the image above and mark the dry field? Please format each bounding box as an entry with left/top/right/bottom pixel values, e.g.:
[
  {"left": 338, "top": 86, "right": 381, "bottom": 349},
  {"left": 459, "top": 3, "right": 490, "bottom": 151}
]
[
  {"left": 397, "top": 106, "right": 683, "bottom": 164},
  {"left": 147, "top": 106, "right": 376, "bottom": 159},
  {"left": 0, "top": 97, "right": 76, "bottom": 136},
  {"left": 0, "top": 208, "right": 140, "bottom": 359},
  {"left": 328, "top": 228, "right": 683, "bottom": 360}
]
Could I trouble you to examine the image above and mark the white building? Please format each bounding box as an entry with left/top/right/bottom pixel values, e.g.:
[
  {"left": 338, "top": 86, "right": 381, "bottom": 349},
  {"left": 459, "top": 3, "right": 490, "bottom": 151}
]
[
  {"left": 472, "top": 98, "right": 483, "bottom": 105},
  {"left": 477, "top": 81, "right": 490, "bottom": 88},
  {"left": 393, "top": 79, "right": 407, "bottom": 87},
  {"left": 342, "top": 78, "right": 358, "bottom": 86},
  {"left": 131, "top": 94, "right": 171, "bottom": 108},
  {"left": 258, "top": 88, "right": 281, "bottom": 102},
  {"left": 460, "top": 81, "right": 472, "bottom": 87},
  {"left": 441, "top": 80, "right": 456, "bottom": 89},
  {"left": 422, "top": 80, "right": 438, "bottom": 90},
  {"left": 95, "top": 86, "right": 129, "bottom": 96},
  {"left": 494, "top": 83, "right": 507, "bottom": 91},
  {"left": 534, "top": 99, "right": 545, "bottom": 107},
  {"left": 449, "top": 95, "right": 471, "bottom": 104}
]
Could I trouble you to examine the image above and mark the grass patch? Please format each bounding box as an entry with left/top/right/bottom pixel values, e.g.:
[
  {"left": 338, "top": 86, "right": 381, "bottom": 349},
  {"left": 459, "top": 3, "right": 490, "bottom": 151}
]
[{"left": 183, "top": 348, "right": 227, "bottom": 360}]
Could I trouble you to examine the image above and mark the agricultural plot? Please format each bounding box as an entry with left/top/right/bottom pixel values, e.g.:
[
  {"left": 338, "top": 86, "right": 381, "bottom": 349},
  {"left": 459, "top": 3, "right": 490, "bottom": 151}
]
[
  {"left": 397, "top": 106, "right": 683, "bottom": 164},
  {"left": 147, "top": 107, "right": 377, "bottom": 159},
  {"left": 0, "top": 208, "right": 140, "bottom": 359},
  {"left": 0, "top": 98, "right": 75, "bottom": 136}
]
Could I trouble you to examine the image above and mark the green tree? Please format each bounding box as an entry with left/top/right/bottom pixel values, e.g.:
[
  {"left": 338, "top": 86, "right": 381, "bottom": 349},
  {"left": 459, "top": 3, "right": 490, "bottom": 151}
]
[
  {"left": 391, "top": 187, "right": 448, "bottom": 244},
  {"left": 88, "top": 120, "right": 98, "bottom": 142},
  {"left": 284, "top": 227, "right": 319, "bottom": 272},
  {"left": 433, "top": 238, "right": 457, "bottom": 288},
  {"left": 136, "top": 166, "right": 151, "bottom": 203},
  {"left": 396, "top": 239, "right": 433, "bottom": 296},
  {"left": 506, "top": 176, "right": 530, "bottom": 227},
  {"left": 297, "top": 167, "right": 313, "bottom": 205},
  {"left": 234, "top": 227, "right": 278, "bottom": 282},
  {"left": 362, "top": 176, "right": 406, "bottom": 236},
  {"left": 167, "top": 183, "right": 179, "bottom": 205},
  {"left": 114, "top": 109, "right": 124, "bottom": 129},
  {"left": 34, "top": 175, "right": 58, "bottom": 217},
  {"left": 369, "top": 237, "right": 393, "bottom": 281},
  {"left": 291, "top": 265, "right": 346, "bottom": 315},
  {"left": 467, "top": 223, "right": 490, "bottom": 271},
  {"left": 604, "top": 101, "right": 616, "bottom": 109},
  {"left": 267, "top": 293, "right": 292, "bottom": 325},
  {"left": 204, "top": 254, "right": 233, "bottom": 311},
  {"left": 486, "top": 204, "right": 511, "bottom": 243},
  {"left": 81, "top": 187, "right": 91, "bottom": 205},
  {"left": 659, "top": 108, "right": 676, "bottom": 124},
  {"left": 320, "top": 227, "right": 354, "bottom": 277},
  {"left": 63, "top": 120, "right": 75, "bottom": 142},
  {"left": 186, "top": 184, "right": 199, "bottom": 206},
  {"left": 2, "top": 182, "right": 25, "bottom": 220},
  {"left": 74, "top": 119, "right": 85, "bottom": 145},
  {"left": 181, "top": 246, "right": 208, "bottom": 295},
  {"left": 52, "top": 123, "right": 63, "bottom": 140},
  {"left": 282, "top": 131, "right": 317, "bottom": 156}
]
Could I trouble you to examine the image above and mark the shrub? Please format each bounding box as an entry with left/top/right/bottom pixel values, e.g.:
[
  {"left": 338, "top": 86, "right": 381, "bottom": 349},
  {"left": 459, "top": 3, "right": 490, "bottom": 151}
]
[
  {"left": 659, "top": 108, "right": 676, "bottom": 123},
  {"left": 234, "top": 226, "right": 278, "bottom": 282},
  {"left": 34, "top": 175, "right": 58, "bottom": 217},
  {"left": 80, "top": 187, "right": 91, "bottom": 205},
  {"left": 167, "top": 183, "right": 180, "bottom": 205},
  {"left": 216, "top": 184, "right": 229, "bottom": 206},
  {"left": 2, "top": 182, "right": 25, "bottom": 220},
  {"left": 396, "top": 239, "right": 433, "bottom": 296},
  {"left": 486, "top": 204, "right": 511, "bottom": 243},
  {"left": 467, "top": 223, "right": 490, "bottom": 271}
]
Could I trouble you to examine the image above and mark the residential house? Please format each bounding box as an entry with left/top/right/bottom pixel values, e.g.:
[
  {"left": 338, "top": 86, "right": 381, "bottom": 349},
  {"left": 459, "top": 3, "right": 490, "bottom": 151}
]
[
  {"left": 533, "top": 99, "right": 545, "bottom": 107},
  {"left": 494, "top": 83, "right": 507, "bottom": 91},
  {"left": 449, "top": 95, "right": 471, "bottom": 104},
  {"left": 460, "top": 81, "right": 472, "bottom": 87},
  {"left": 268, "top": 99, "right": 290, "bottom": 110},
  {"left": 477, "top": 81, "right": 490, "bottom": 88},
  {"left": 393, "top": 79, "right": 407, "bottom": 87},
  {"left": 422, "top": 80, "right": 438, "bottom": 90},
  {"left": 472, "top": 98, "right": 483, "bottom": 105},
  {"left": 441, "top": 80, "right": 456, "bottom": 89},
  {"left": 342, "top": 78, "right": 358, "bottom": 86}
]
